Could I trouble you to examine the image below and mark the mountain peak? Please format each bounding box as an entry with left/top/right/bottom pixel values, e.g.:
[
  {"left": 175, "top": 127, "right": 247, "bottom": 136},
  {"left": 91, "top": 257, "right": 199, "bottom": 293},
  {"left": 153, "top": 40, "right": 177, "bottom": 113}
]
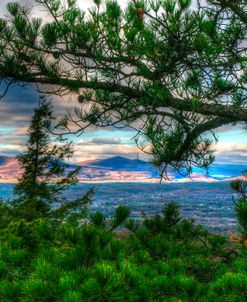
[{"left": 86, "top": 156, "right": 142, "bottom": 169}]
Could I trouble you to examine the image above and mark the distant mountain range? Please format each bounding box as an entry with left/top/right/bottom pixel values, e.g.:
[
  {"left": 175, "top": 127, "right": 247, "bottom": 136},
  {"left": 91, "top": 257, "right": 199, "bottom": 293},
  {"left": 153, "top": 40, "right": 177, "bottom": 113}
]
[{"left": 0, "top": 155, "right": 246, "bottom": 183}]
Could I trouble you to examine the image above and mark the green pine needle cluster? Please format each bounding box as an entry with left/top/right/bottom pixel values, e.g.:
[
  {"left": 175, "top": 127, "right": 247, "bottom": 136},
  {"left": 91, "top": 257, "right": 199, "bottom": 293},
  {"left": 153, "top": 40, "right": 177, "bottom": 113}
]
[{"left": 0, "top": 202, "right": 246, "bottom": 302}]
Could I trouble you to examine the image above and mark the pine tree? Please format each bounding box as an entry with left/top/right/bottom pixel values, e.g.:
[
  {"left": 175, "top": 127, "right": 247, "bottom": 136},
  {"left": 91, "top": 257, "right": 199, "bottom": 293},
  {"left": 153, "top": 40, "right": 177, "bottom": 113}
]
[{"left": 14, "top": 97, "right": 91, "bottom": 220}]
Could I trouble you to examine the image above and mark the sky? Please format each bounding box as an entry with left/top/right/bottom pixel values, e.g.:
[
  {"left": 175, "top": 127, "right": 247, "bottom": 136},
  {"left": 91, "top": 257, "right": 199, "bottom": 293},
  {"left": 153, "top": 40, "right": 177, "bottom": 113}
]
[{"left": 0, "top": 0, "right": 247, "bottom": 165}]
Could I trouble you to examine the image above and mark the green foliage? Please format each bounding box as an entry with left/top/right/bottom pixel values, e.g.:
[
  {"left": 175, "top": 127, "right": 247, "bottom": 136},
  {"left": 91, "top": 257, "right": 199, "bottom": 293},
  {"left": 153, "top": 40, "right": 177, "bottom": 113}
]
[
  {"left": 90, "top": 205, "right": 131, "bottom": 231},
  {"left": 234, "top": 200, "right": 247, "bottom": 238},
  {"left": 230, "top": 176, "right": 247, "bottom": 246},
  {"left": 42, "top": 22, "right": 59, "bottom": 47},
  {"left": 0, "top": 202, "right": 245, "bottom": 301},
  {"left": 109, "top": 205, "right": 131, "bottom": 230},
  {"left": 210, "top": 273, "right": 247, "bottom": 302},
  {"left": 90, "top": 211, "right": 106, "bottom": 228},
  {"left": 143, "top": 202, "right": 183, "bottom": 235}
]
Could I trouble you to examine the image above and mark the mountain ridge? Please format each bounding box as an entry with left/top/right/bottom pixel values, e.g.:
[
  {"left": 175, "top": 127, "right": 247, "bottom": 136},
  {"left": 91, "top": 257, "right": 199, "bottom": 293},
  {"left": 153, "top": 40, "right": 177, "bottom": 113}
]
[{"left": 0, "top": 155, "right": 246, "bottom": 182}]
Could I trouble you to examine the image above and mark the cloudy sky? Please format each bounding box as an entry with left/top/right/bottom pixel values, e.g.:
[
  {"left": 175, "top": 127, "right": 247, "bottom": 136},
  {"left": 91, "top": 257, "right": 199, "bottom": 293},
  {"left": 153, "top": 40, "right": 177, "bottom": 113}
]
[{"left": 0, "top": 0, "right": 246, "bottom": 164}]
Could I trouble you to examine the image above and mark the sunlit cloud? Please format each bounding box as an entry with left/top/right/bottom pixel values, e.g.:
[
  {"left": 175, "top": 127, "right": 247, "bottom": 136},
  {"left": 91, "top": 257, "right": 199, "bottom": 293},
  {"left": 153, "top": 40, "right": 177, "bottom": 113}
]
[
  {"left": 216, "top": 143, "right": 247, "bottom": 153},
  {"left": 73, "top": 144, "right": 140, "bottom": 162}
]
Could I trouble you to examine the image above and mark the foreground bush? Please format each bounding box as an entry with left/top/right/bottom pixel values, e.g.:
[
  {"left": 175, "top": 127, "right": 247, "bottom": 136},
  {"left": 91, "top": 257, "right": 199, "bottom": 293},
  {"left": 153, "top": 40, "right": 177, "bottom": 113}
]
[{"left": 0, "top": 203, "right": 246, "bottom": 302}]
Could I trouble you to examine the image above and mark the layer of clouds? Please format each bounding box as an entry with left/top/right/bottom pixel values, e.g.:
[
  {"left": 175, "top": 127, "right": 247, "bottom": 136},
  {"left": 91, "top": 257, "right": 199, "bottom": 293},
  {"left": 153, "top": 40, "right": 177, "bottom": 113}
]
[
  {"left": 1, "top": 81, "right": 247, "bottom": 163},
  {"left": 0, "top": 83, "right": 139, "bottom": 161}
]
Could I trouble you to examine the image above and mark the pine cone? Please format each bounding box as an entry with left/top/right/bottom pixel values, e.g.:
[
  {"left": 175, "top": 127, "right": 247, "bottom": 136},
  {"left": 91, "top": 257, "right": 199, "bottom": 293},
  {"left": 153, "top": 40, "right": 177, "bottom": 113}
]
[{"left": 137, "top": 7, "right": 144, "bottom": 20}]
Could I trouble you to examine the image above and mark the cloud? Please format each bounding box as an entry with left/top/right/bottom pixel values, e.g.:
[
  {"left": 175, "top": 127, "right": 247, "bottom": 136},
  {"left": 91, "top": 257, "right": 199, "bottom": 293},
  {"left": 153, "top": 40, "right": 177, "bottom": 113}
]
[
  {"left": 214, "top": 142, "right": 247, "bottom": 164},
  {"left": 215, "top": 143, "right": 247, "bottom": 153},
  {"left": 73, "top": 144, "right": 140, "bottom": 163},
  {"left": 0, "top": 142, "right": 25, "bottom": 156},
  {"left": 90, "top": 137, "right": 121, "bottom": 145}
]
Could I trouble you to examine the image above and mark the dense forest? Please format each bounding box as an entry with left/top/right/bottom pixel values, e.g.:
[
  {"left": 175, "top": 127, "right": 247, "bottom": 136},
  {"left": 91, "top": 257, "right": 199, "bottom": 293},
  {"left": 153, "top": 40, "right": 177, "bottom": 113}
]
[
  {"left": 0, "top": 201, "right": 246, "bottom": 302},
  {"left": 0, "top": 0, "right": 246, "bottom": 301}
]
